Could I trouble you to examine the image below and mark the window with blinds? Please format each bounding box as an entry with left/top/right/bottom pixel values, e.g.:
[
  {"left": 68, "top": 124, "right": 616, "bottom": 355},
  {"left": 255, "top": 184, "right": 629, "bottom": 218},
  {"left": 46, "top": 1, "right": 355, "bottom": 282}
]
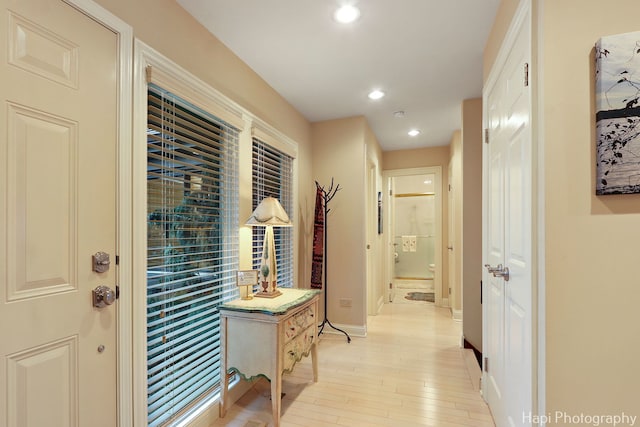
[
  {"left": 146, "top": 84, "right": 239, "bottom": 427},
  {"left": 252, "top": 138, "right": 294, "bottom": 288}
]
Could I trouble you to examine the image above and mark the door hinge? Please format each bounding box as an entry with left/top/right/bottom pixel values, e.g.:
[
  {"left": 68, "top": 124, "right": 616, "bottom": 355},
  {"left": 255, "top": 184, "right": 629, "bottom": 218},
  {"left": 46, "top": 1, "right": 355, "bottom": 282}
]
[
  {"left": 389, "top": 189, "right": 393, "bottom": 196},
  {"left": 524, "top": 62, "right": 529, "bottom": 87},
  {"left": 115, "top": 255, "right": 120, "bottom": 265},
  {"left": 484, "top": 357, "right": 489, "bottom": 372},
  {"left": 484, "top": 128, "right": 489, "bottom": 144},
  {"left": 115, "top": 285, "right": 120, "bottom": 300}
]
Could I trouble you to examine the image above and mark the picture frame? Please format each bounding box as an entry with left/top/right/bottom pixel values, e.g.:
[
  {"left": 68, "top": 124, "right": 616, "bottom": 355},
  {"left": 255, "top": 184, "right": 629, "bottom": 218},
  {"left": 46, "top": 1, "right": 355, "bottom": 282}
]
[
  {"left": 595, "top": 31, "right": 640, "bottom": 195},
  {"left": 236, "top": 270, "right": 258, "bottom": 300}
]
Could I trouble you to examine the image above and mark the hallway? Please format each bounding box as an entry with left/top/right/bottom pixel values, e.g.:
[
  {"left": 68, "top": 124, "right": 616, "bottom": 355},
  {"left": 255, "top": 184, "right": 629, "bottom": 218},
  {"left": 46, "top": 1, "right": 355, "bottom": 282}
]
[{"left": 210, "top": 303, "right": 494, "bottom": 426}]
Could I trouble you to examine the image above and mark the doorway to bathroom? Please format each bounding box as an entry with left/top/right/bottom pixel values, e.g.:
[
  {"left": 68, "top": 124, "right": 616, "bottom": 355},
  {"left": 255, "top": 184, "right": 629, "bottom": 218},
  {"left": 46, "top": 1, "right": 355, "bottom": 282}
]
[{"left": 383, "top": 167, "right": 442, "bottom": 306}]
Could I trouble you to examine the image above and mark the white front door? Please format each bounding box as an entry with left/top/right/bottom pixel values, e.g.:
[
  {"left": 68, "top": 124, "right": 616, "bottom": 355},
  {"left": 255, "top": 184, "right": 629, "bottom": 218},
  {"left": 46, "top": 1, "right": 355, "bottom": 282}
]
[
  {"left": 483, "top": 4, "right": 533, "bottom": 427},
  {"left": 0, "top": 1, "right": 119, "bottom": 426}
]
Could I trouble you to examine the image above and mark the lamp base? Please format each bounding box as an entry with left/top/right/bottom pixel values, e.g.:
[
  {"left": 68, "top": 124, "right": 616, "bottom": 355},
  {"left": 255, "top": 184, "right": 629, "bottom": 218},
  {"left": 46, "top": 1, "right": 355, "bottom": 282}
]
[{"left": 254, "top": 290, "right": 282, "bottom": 298}]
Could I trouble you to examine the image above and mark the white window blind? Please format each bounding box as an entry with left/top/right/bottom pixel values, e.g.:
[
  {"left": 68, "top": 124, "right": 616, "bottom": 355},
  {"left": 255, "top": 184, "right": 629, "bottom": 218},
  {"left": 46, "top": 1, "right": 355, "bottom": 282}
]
[
  {"left": 146, "top": 84, "right": 239, "bottom": 426},
  {"left": 252, "top": 138, "right": 294, "bottom": 288}
]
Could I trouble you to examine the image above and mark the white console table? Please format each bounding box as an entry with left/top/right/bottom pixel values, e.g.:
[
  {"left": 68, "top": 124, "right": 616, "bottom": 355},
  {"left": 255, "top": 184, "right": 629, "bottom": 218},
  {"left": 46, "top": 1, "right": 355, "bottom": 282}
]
[{"left": 218, "top": 288, "right": 320, "bottom": 426}]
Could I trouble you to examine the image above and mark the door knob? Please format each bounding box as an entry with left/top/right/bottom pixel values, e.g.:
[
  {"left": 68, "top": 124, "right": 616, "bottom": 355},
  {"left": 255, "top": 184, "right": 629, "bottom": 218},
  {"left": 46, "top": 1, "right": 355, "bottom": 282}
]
[
  {"left": 484, "top": 264, "right": 510, "bottom": 281},
  {"left": 92, "top": 285, "right": 116, "bottom": 308}
]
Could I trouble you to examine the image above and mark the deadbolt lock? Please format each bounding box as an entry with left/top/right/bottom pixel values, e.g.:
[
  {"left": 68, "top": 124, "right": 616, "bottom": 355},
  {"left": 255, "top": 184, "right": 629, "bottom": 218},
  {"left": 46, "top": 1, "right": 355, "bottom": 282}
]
[{"left": 92, "top": 252, "right": 110, "bottom": 273}]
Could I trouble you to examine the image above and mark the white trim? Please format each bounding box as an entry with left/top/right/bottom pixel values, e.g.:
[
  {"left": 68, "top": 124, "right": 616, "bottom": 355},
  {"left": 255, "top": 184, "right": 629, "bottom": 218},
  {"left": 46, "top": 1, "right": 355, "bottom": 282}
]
[
  {"left": 534, "top": 0, "right": 546, "bottom": 419},
  {"left": 61, "top": 1, "right": 134, "bottom": 426},
  {"left": 132, "top": 39, "right": 151, "bottom": 427},
  {"left": 382, "top": 167, "right": 443, "bottom": 308},
  {"left": 452, "top": 308, "right": 463, "bottom": 322},
  {"left": 140, "top": 45, "right": 245, "bottom": 130}
]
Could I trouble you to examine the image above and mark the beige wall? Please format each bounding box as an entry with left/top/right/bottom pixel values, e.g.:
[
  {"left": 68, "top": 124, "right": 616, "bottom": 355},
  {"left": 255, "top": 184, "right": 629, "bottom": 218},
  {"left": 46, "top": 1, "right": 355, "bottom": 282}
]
[
  {"left": 382, "top": 146, "right": 451, "bottom": 300},
  {"left": 383, "top": 146, "right": 450, "bottom": 170},
  {"left": 95, "top": 0, "right": 316, "bottom": 287},
  {"left": 540, "top": 0, "right": 640, "bottom": 417},
  {"left": 486, "top": 0, "right": 640, "bottom": 418},
  {"left": 311, "top": 116, "right": 383, "bottom": 331},
  {"left": 461, "top": 98, "right": 483, "bottom": 351}
]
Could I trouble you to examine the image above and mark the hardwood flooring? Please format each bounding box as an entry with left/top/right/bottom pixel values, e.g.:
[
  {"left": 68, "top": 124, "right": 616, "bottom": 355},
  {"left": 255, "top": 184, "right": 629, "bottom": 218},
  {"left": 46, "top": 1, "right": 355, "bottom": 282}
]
[{"left": 210, "top": 302, "right": 495, "bottom": 427}]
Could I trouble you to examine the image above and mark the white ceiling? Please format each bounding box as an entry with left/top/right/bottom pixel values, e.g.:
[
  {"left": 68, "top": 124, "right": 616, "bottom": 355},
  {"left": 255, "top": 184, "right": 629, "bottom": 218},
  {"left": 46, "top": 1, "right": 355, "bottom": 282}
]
[{"left": 177, "top": 0, "right": 500, "bottom": 151}]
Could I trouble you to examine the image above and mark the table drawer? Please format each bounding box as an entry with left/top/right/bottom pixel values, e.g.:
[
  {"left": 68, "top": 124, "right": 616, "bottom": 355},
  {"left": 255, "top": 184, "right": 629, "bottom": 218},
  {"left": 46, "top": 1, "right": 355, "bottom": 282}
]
[
  {"left": 283, "top": 304, "right": 316, "bottom": 342},
  {"left": 283, "top": 325, "right": 315, "bottom": 373}
]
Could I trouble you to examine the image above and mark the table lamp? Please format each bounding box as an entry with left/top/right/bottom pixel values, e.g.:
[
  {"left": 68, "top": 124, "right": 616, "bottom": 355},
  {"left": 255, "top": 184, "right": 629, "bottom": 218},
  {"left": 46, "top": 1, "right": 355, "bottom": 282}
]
[{"left": 246, "top": 197, "right": 292, "bottom": 297}]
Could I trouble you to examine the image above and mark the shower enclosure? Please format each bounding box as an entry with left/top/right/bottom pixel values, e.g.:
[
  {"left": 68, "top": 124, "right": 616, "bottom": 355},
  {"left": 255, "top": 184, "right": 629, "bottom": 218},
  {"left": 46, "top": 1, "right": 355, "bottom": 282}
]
[
  {"left": 393, "top": 192, "right": 435, "bottom": 280},
  {"left": 387, "top": 172, "right": 440, "bottom": 302}
]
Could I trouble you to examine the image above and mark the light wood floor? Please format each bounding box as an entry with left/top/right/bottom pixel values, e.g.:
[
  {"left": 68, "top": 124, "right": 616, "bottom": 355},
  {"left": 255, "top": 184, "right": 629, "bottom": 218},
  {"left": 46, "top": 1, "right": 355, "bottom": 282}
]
[{"left": 210, "top": 302, "right": 495, "bottom": 427}]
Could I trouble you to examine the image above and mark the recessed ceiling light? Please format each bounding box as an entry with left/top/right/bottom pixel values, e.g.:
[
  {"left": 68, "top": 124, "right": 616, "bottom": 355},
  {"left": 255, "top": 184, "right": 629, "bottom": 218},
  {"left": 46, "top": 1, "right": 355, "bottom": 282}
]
[
  {"left": 334, "top": 5, "right": 361, "bottom": 24},
  {"left": 368, "top": 89, "right": 385, "bottom": 100},
  {"left": 408, "top": 129, "right": 421, "bottom": 137}
]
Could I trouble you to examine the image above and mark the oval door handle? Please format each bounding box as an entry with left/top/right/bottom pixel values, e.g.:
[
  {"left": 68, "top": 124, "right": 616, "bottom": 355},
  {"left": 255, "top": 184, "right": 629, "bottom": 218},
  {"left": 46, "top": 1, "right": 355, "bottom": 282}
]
[{"left": 92, "top": 285, "right": 116, "bottom": 308}]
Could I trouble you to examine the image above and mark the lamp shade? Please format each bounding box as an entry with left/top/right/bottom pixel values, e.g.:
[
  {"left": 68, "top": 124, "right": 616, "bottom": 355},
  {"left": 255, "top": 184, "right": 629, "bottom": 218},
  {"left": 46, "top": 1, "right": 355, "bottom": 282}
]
[{"left": 246, "top": 197, "right": 292, "bottom": 226}]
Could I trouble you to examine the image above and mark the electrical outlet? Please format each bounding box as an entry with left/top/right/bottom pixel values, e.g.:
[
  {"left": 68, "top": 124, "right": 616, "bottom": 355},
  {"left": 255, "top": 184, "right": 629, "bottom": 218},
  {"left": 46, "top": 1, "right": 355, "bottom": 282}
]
[{"left": 339, "top": 298, "right": 352, "bottom": 308}]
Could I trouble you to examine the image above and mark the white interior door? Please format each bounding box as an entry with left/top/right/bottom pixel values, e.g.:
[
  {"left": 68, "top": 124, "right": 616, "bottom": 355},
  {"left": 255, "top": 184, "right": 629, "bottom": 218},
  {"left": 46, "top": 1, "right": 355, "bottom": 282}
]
[
  {"left": 447, "top": 162, "right": 455, "bottom": 307},
  {"left": 366, "top": 155, "right": 378, "bottom": 315},
  {"left": 482, "top": 6, "right": 533, "bottom": 427},
  {"left": 0, "top": 1, "right": 119, "bottom": 426}
]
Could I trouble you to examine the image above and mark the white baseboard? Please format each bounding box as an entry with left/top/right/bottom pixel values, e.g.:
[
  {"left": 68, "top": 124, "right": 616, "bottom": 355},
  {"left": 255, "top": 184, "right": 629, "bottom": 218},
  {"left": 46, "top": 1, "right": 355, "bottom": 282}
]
[
  {"left": 376, "top": 296, "right": 385, "bottom": 314},
  {"left": 452, "top": 308, "right": 463, "bottom": 322},
  {"left": 441, "top": 297, "right": 450, "bottom": 307},
  {"left": 319, "top": 322, "right": 366, "bottom": 338}
]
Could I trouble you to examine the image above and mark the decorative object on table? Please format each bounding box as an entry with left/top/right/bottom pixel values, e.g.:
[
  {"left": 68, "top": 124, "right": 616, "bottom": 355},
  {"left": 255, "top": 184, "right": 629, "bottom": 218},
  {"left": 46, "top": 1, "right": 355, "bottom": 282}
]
[
  {"left": 246, "top": 197, "right": 292, "bottom": 298},
  {"left": 595, "top": 31, "right": 640, "bottom": 195},
  {"left": 313, "top": 179, "right": 351, "bottom": 343},
  {"left": 236, "top": 270, "right": 258, "bottom": 300}
]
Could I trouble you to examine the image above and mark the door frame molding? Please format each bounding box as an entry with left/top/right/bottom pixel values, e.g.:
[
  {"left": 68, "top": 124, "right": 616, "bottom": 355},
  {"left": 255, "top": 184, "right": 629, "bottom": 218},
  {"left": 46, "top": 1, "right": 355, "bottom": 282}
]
[
  {"left": 382, "top": 166, "right": 443, "bottom": 307},
  {"left": 62, "top": 1, "right": 134, "bottom": 425},
  {"left": 481, "top": 0, "right": 543, "bottom": 420}
]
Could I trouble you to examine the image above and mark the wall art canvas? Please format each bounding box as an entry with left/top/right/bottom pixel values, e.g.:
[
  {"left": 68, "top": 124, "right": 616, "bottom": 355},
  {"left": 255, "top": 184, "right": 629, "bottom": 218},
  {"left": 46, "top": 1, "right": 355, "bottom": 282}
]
[{"left": 596, "top": 31, "right": 640, "bottom": 195}]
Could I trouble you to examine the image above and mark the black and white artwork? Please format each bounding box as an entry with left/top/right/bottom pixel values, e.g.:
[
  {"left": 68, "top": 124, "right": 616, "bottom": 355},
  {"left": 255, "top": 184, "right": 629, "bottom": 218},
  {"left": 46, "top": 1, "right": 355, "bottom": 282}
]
[{"left": 596, "top": 31, "right": 640, "bottom": 195}]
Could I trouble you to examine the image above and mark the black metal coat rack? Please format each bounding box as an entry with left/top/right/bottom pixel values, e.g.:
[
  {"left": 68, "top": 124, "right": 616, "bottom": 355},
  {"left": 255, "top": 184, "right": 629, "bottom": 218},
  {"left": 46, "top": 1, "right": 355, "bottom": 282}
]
[{"left": 316, "top": 179, "right": 351, "bottom": 343}]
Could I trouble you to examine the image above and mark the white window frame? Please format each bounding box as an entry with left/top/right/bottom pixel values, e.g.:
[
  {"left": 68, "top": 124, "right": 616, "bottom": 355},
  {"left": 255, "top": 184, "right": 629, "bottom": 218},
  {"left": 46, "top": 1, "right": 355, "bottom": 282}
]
[{"left": 133, "top": 40, "right": 299, "bottom": 426}]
